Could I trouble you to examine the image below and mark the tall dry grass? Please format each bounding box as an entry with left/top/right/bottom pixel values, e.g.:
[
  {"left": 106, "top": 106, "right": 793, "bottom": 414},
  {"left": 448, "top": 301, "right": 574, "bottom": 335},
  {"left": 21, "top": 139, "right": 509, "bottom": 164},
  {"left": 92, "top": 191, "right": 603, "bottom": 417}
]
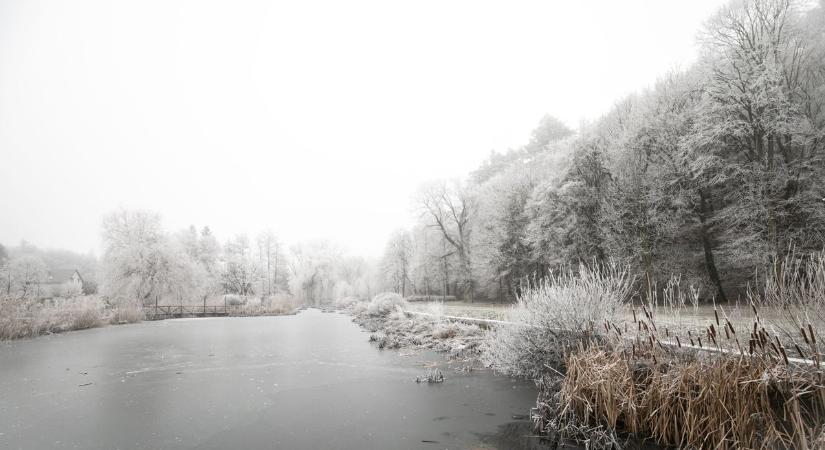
[
  {"left": 541, "top": 254, "right": 825, "bottom": 449},
  {"left": 0, "top": 296, "right": 108, "bottom": 340},
  {"left": 558, "top": 347, "right": 825, "bottom": 449},
  {"left": 750, "top": 251, "right": 825, "bottom": 349}
]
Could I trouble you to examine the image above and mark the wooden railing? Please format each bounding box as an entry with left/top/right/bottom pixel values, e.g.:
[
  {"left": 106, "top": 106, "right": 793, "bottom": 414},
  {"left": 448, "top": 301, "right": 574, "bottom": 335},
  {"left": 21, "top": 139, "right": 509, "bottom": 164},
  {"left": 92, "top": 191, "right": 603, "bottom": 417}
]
[{"left": 144, "top": 305, "right": 229, "bottom": 320}]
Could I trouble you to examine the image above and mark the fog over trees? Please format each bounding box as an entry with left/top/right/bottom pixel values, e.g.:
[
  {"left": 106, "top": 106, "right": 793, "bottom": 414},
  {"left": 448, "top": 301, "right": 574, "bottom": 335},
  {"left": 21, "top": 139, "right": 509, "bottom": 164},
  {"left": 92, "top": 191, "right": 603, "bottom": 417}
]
[{"left": 0, "top": 0, "right": 822, "bottom": 308}]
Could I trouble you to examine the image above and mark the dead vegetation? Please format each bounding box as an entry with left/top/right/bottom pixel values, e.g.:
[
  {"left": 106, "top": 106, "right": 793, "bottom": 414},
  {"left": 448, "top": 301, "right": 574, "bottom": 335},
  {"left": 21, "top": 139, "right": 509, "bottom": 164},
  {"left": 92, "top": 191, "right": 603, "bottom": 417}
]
[
  {"left": 533, "top": 255, "right": 825, "bottom": 450},
  {"left": 0, "top": 296, "right": 111, "bottom": 340},
  {"left": 416, "top": 368, "right": 445, "bottom": 383},
  {"left": 558, "top": 346, "right": 825, "bottom": 449},
  {"left": 340, "top": 293, "right": 485, "bottom": 359}
]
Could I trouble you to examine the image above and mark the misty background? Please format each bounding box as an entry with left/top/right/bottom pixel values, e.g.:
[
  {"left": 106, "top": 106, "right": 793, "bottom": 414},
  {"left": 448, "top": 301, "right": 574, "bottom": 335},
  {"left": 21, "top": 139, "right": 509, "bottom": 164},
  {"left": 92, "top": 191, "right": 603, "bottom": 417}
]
[{"left": 0, "top": 0, "right": 726, "bottom": 256}]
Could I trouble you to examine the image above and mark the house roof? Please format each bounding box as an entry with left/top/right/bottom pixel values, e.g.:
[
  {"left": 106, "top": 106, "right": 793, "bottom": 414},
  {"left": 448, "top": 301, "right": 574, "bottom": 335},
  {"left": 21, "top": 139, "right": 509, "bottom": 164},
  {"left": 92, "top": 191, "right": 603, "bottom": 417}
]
[{"left": 43, "top": 269, "right": 82, "bottom": 284}]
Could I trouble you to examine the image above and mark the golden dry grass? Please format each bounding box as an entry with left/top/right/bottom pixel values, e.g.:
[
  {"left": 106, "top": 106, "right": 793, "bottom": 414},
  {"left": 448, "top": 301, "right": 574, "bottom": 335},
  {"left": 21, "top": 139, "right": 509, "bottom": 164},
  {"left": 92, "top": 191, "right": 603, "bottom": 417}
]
[{"left": 560, "top": 347, "right": 825, "bottom": 449}]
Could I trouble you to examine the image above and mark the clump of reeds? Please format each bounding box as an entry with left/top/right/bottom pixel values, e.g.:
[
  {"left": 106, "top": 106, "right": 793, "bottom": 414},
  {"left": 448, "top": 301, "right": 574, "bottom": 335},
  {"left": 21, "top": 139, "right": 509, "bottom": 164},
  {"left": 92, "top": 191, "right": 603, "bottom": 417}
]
[
  {"left": 416, "top": 368, "right": 445, "bottom": 383},
  {"left": 558, "top": 345, "right": 825, "bottom": 449},
  {"left": 532, "top": 374, "right": 624, "bottom": 450}
]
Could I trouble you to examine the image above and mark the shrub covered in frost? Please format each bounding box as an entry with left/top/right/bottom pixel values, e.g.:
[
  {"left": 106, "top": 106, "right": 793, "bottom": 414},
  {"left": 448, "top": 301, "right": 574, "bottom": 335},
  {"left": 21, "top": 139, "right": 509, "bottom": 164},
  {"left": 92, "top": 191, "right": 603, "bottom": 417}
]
[
  {"left": 366, "top": 292, "right": 408, "bottom": 317},
  {"left": 482, "top": 262, "right": 634, "bottom": 378},
  {"left": 333, "top": 296, "right": 362, "bottom": 309}
]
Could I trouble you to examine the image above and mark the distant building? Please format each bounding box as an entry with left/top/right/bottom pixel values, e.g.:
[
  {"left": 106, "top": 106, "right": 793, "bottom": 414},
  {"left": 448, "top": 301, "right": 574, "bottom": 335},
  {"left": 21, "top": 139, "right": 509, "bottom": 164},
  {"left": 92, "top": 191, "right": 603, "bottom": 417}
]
[{"left": 42, "top": 269, "right": 84, "bottom": 298}]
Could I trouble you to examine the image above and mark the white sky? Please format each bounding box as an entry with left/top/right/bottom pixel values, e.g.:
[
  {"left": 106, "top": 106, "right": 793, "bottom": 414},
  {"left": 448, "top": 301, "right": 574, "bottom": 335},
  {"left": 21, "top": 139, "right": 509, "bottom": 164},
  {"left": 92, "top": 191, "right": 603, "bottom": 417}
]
[{"left": 0, "top": 0, "right": 727, "bottom": 258}]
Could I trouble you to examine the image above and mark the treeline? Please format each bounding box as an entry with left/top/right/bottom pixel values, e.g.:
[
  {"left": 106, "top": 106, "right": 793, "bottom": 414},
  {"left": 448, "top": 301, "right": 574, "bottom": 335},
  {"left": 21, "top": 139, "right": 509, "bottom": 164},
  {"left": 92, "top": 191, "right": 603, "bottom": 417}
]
[
  {"left": 99, "top": 210, "right": 378, "bottom": 306},
  {"left": 0, "top": 210, "right": 377, "bottom": 306},
  {"left": 378, "top": 0, "right": 825, "bottom": 303},
  {"left": 98, "top": 210, "right": 290, "bottom": 304}
]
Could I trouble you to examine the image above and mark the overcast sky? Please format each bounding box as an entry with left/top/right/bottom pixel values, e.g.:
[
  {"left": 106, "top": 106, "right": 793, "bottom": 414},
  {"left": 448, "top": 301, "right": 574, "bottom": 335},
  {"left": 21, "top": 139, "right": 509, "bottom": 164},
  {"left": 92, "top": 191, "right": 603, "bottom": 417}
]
[{"left": 0, "top": 0, "right": 727, "bottom": 258}]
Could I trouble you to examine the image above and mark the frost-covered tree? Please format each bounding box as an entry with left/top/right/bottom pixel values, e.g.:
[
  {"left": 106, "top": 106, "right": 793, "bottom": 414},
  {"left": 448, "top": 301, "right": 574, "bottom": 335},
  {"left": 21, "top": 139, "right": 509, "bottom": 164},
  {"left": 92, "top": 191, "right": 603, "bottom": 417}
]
[
  {"left": 101, "top": 210, "right": 202, "bottom": 304},
  {"left": 380, "top": 230, "right": 412, "bottom": 296},
  {"left": 416, "top": 180, "right": 476, "bottom": 301},
  {"left": 288, "top": 240, "right": 342, "bottom": 305},
  {"left": 688, "top": 0, "right": 825, "bottom": 274},
  {"left": 221, "top": 234, "right": 257, "bottom": 297},
  {"left": 3, "top": 254, "right": 47, "bottom": 299}
]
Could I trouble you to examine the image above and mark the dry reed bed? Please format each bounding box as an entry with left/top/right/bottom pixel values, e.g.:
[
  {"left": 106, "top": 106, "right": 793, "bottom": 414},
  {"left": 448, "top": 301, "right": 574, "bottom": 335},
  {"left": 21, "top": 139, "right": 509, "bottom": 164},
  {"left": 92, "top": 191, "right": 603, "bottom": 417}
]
[
  {"left": 526, "top": 254, "right": 825, "bottom": 449},
  {"left": 0, "top": 297, "right": 143, "bottom": 340},
  {"left": 553, "top": 299, "right": 825, "bottom": 449},
  {"left": 559, "top": 346, "right": 825, "bottom": 449}
]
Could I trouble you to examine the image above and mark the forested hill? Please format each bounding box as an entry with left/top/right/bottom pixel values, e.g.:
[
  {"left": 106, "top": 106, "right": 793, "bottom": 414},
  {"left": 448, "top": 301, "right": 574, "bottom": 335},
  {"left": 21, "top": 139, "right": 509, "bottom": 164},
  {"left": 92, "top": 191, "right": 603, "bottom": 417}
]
[{"left": 377, "top": 0, "right": 825, "bottom": 303}]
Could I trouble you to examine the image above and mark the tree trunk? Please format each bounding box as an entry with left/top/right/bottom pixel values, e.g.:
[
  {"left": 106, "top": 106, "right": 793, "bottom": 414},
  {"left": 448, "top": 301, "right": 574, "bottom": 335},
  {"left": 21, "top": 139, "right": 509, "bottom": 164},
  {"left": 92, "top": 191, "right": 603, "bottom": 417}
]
[{"left": 698, "top": 190, "right": 727, "bottom": 302}]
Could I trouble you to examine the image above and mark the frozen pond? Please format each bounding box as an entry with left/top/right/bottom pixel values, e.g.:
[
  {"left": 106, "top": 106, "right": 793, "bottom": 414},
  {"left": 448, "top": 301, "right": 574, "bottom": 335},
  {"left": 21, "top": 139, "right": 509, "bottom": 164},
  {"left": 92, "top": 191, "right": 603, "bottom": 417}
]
[{"left": 0, "top": 309, "right": 545, "bottom": 449}]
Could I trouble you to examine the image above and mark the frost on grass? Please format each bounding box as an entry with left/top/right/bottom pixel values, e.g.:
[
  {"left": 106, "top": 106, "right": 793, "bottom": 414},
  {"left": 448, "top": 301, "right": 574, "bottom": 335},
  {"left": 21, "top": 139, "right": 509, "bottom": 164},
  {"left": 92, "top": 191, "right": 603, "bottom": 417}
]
[
  {"left": 347, "top": 294, "right": 485, "bottom": 359},
  {"left": 482, "top": 262, "right": 634, "bottom": 378},
  {"left": 1, "top": 296, "right": 110, "bottom": 340}
]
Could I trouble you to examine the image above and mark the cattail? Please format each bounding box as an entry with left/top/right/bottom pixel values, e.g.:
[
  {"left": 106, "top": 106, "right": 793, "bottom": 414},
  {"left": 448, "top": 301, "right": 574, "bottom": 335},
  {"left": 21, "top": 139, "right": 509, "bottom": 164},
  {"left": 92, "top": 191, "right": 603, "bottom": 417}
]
[
  {"left": 808, "top": 324, "right": 817, "bottom": 345},
  {"left": 727, "top": 320, "right": 736, "bottom": 336},
  {"left": 779, "top": 345, "right": 789, "bottom": 365},
  {"left": 714, "top": 309, "right": 720, "bottom": 326},
  {"left": 801, "top": 327, "right": 810, "bottom": 345},
  {"left": 632, "top": 309, "right": 637, "bottom": 323},
  {"left": 698, "top": 336, "right": 703, "bottom": 348},
  {"left": 665, "top": 327, "right": 669, "bottom": 337},
  {"left": 724, "top": 326, "right": 730, "bottom": 340},
  {"left": 676, "top": 335, "right": 682, "bottom": 347},
  {"left": 749, "top": 339, "right": 755, "bottom": 355},
  {"left": 794, "top": 343, "right": 805, "bottom": 359}
]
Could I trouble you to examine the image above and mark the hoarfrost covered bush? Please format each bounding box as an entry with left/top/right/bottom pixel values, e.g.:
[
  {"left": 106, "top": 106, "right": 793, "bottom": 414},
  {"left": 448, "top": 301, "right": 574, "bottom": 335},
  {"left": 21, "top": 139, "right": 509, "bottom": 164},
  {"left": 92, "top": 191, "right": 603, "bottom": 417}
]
[
  {"left": 483, "top": 262, "right": 634, "bottom": 378},
  {"left": 1, "top": 296, "right": 108, "bottom": 340},
  {"left": 366, "top": 292, "right": 407, "bottom": 317},
  {"left": 333, "top": 296, "right": 362, "bottom": 309}
]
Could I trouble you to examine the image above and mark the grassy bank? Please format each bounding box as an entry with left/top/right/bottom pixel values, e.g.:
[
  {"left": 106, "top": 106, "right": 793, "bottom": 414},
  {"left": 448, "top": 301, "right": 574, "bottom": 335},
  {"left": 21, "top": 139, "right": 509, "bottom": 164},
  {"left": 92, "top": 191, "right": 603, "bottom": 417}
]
[
  {"left": 0, "top": 296, "right": 142, "bottom": 340},
  {"left": 475, "top": 257, "right": 825, "bottom": 449},
  {"left": 337, "top": 293, "right": 487, "bottom": 360}
]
